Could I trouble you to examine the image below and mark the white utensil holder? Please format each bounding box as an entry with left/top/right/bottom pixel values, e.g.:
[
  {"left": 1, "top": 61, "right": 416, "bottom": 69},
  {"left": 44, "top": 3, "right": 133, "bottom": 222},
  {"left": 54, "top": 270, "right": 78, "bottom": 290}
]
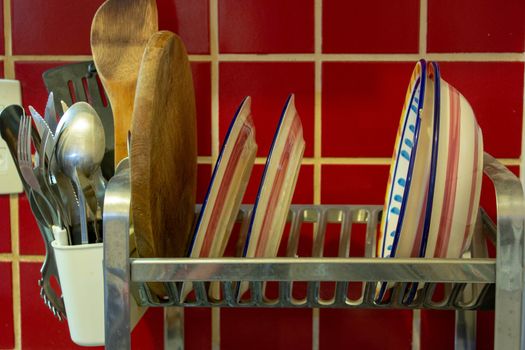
[{"left": 52, "top": 241, "right": 146, "bottom": 346}]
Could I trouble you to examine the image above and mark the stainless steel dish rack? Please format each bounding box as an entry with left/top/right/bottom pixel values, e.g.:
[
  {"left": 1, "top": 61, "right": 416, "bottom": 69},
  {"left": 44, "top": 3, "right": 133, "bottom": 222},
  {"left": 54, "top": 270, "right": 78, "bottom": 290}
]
[{"left": 102, "top": 153, "right": 525, "bottom": 350}]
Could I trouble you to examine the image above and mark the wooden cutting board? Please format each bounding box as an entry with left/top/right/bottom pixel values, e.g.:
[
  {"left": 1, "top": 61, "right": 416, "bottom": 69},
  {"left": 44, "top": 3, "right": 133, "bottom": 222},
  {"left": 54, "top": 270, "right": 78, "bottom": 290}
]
[{"left": 131, "top": 31, "right": 197, "bottom": 265}]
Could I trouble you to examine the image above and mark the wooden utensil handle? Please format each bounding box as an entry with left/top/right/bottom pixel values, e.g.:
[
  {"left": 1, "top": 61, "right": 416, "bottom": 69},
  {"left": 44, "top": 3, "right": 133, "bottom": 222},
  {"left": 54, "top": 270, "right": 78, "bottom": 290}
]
[{"left": 108, "top": 85, "right": 136, "bottom": 165}]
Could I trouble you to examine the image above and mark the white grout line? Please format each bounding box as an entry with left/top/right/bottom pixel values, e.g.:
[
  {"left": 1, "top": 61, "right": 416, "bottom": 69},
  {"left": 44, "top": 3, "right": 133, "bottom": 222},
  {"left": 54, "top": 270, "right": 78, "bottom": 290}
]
[
  {"left": 211, "top": 308, "right": 220, "bottom": 350},
  {"left": 5, "top": 53, "right": 525, "bottom": 63},
  {"left": 412, "top": 309, "right": 421, "bottom": 350},
  {"left": 209, "top": 1, "right": 221, "bottom": 349},
  {"left": 499, "top": 158, "right": 522, "bottom": 166},
  {"left": 216, "top": 53, "right": 525, "bottom": 62},
  {"left": 412, "top": 1, "right": 428, "bottom": 348},
  {"left": 3, "top": 0, "right": 13, "bottom": 78},
  {"left": 0, "top": 254, "right": 44, "bottom": 262},
  {"left": 313, "top": 1, "right": 322, "bottom": 348},
  {"left": 2, "top": 52, "right": 524, "bottom": 65},
  {"left": 188, "top": 54, "right": 212, "bottom": 61},
  {"left": 10, "top": 55, "right": 93, "bottom": 62},
  {"left": 197, "top": 156, "right": 213, "bottom": 164},
  {"left": 419, "top": 0, "right": 428, "bottom": 57},
  {"left": 319, "top": 157, "right": 392, "bottom": 165},
  {"left": 312, "top": 308, "right": 320, "bottom": 350},
  {"left": 219, "top": 53, "right": 316, "bottom": 61},
  {"left": 0, "top": 255, "right": 13, "bottom": 261},
  {"left": 210, "top": 0, "right": 220, "bottom": 166},
  {"left": 4, "top": 2, "right": 20, "bottom": 348},
  {"left": 521, "top": 53, "right": 525, "bottom": 189},
  {"left": 425, "top": 52, "right": 525, "bottom": 62},
  {"left": 10, "top": 194, "right": 21, "bottom": 350},
  {"left": 18, "top": 255, "right": 45, "bottom": 262}
]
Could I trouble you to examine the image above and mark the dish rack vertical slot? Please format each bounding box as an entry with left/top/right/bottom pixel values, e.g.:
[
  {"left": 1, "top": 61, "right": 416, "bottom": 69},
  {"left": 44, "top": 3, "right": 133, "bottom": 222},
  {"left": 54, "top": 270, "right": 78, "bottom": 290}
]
[{"left": 102, "top": 153, "right": 525, "bottom": 350}]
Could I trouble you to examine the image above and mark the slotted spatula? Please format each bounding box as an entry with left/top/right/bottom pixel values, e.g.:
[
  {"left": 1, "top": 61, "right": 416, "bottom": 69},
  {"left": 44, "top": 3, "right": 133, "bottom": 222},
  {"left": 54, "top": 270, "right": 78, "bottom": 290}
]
[{"left": 42, "top": 61, "right": 114, "bottom": 179}]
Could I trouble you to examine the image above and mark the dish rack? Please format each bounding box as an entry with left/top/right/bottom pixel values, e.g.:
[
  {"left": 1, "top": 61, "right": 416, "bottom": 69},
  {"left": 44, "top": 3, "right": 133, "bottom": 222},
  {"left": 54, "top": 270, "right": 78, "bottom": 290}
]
[{"left": 102, "top": 153, "right": 525, "bottom": 350}]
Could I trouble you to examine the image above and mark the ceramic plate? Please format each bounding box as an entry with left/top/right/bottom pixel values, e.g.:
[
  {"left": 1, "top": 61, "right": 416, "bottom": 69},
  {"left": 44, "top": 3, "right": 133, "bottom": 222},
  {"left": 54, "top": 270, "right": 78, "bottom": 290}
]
[
  {"left": 376, "top": 60, "right": 428, "bottom": 301},
  {"left": 181, "top": 96, "right": 257, "bottom": 301},
  {"left": 238, "top": 94, "right": 305, "bottom": 298},
  {"left": 404, "top": 61, "right": 441, "bottom": 302}
]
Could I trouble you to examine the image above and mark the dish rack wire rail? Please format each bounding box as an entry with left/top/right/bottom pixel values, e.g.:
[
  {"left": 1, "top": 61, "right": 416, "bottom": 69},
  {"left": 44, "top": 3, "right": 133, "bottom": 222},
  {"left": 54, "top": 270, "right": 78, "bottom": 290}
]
[{"left": 102, "top": 153, "right": 525, "bottom": 350}]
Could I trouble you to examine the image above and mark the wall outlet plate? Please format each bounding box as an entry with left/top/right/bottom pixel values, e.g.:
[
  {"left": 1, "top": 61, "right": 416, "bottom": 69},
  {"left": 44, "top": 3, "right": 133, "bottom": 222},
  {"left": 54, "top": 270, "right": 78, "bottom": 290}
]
[{"left": 0, "top": 79, "right": 24, "bottom": 194}]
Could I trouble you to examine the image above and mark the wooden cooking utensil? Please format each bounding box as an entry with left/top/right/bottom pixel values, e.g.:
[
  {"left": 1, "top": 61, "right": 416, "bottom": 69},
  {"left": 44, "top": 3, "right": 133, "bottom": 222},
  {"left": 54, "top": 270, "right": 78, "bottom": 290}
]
[
  {"left": 131, "top": 31, "right": 197, "bottom": 270},
  {"left": 90, "top": 0, "right": 158, "bottom": 165}
]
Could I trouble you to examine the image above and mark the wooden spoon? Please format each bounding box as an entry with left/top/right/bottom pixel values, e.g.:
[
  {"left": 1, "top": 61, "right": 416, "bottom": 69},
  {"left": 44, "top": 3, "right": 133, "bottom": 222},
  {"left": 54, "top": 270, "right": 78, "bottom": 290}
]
[
  {"left": 130, "top": 31, "right": 197, "bottom": 275},
  {"left": 90, "top": 0, "right": 158, "bottom": 165}
]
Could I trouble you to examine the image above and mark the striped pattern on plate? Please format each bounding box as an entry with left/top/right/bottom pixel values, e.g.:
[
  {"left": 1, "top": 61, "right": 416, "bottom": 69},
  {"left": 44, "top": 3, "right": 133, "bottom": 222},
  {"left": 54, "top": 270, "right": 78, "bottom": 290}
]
[
  {"left": 378, "top": 60, "right": 427, "bottom": 259},
  {"left": 182, "top": 96, "right": 257, "bottom": 301},
  {"left": 424, "top": 79, "right": 483, "bottom": 259},
  {"left": 238, "top": 94, "right": 305, "bottom": 298}
]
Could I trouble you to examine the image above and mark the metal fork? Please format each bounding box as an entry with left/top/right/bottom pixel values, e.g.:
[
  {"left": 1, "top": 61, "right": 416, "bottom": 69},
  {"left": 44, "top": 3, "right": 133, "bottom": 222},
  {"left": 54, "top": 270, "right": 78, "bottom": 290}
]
[
  {"left": 15, "top": 112, "right": 65, "bottom": 319},
  {"left": 29, "top": 105, "right": 71, "bottom": 229},
  {"left": 17, "top": 113, "right": 59, "bottom": 227}
]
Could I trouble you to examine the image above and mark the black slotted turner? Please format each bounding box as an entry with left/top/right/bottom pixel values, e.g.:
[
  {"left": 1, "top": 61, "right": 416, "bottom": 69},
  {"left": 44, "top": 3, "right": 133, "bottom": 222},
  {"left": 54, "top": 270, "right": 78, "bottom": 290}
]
[{"left": 43, "top": 61, "right": 115, "bottom": 179}]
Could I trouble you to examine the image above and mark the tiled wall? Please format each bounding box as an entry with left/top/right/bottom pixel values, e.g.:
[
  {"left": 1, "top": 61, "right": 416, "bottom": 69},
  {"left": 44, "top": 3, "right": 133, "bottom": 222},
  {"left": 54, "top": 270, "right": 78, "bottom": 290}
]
[{"left": 0, "top": 0, "right": 524, "bottom": 349}]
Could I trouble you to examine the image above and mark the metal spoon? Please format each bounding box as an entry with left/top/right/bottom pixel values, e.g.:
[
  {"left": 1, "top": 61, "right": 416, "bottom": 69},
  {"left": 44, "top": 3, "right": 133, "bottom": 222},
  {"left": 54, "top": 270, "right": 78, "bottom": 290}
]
[{"left": 55, "top": 102, "right": 105, "bottom": 244}]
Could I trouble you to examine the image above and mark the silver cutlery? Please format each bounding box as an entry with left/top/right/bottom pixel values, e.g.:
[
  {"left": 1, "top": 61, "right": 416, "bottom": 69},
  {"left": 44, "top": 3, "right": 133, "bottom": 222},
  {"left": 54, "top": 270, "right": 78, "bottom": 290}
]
[
  {"left": 0, "top": 105, "right": 65, "bottom": 320},
  {"left": 43, "top": 92, "right": 58, "bottom": 134},
  {"left": 17, "top": 113, "right": 60, "bottom": 227},
  {"left": 29, "top": 105, "right": 73, "bottom": 235},
  {"left": 55, "top": 102, "right": 106, "bottom": 244}
]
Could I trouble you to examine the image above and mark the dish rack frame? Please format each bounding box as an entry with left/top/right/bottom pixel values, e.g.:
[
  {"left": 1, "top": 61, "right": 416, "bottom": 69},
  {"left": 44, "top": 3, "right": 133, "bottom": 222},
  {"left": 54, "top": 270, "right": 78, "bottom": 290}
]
[{"left": 102, "top": 153, "right": 525, "bottom": 350}]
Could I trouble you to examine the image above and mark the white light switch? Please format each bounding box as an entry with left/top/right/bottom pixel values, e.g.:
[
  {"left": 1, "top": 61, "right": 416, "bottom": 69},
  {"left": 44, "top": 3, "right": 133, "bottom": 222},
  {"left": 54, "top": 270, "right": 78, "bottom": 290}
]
[{"left": 0, "top": 79, "right": 23, "bottom": 194}]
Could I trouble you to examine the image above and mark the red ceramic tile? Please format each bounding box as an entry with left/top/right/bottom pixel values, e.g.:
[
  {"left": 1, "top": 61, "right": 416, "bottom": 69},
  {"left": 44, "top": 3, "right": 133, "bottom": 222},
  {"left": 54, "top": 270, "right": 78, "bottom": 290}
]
[
  {"left": 428, "top": 0, "right": 525, "bottom": 53},
  {"left": 20, "top": 262, "right": 163, "bottom": 349},
  {"left": 321, "top": 165, "right": 390, "bottom": 205},
  {"left": 323, "top": 0, "right": 419, "bottom": 53},
  {"left": 192, "top": 62, "right": 212, "bottom": 156},
  {"left": 219, "top": 0, "right": 314, "bottom": 53},
  {"left": 477, "top": 311, "right": 495, "bottom": 350},
  {"left": 185, "top": 308, "right": 211, "bottom": 350},
  {"left": 221, "top": 308, "right": 312, "bottom": 350},
  {"left": 19, "top": 193, "right": 45, "bottom": 256},
  {"left": 0, "top": 195, "right": 11, "bottom": 253},
  {"left": 420, "top": 310, "right": 455, "bottom": 350},
  {"left": 0, "top": 6, "right": 3, "bottom": 55},
  {"left": 158, "top": 0, "right": 210, "bottom": 54},
  {"left": 242, "top": 164, "right": 314, "bottom": 204},
  {"left": 237, "top": 163, "right": 261, "bottom": 203},
  {"left": 320, "top": 309, "right": 412, "bottom": 350},
  {"left": 292, "top": 164, "right": 314, "bottom": 204},
  {"left": 322, "top": 62, "right": 416, "bottom": 157},
  {"left": 0, "top": 263, "right": 14, "bottom": 349},
  {"left": 131, "top": 308, "right": 164, "bottom": 349},
  {"left": 197, "top": 164, "right": 212, "bottom": 204},
  {"left": 12, "top": 0, "right": 104, "bottom": 55},
  {"left": 15, "top": 61, "right": 70, "bottom": 109},
  {"left": 438, "top": 62, "right": 523, "bottom": 158},
  {"left": 220, "top": 62, "right": 314, "bottom": 157}
]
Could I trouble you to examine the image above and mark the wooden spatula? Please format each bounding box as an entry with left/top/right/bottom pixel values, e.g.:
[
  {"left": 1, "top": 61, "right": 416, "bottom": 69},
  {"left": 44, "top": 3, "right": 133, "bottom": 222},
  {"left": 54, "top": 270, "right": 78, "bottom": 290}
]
[
  {"left": 90, "top": 0, "right": 158, "bottom": 165},
  {"left": 131, "top": 31, "right": 197, "bottom": 267}
]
